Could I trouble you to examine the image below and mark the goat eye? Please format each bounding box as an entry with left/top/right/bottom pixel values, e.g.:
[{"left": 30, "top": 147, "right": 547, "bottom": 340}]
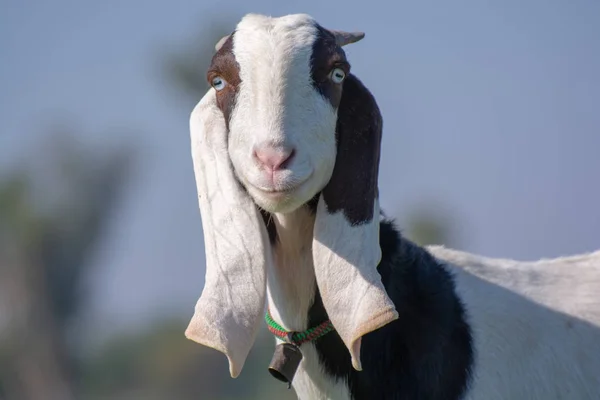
[
  {"left": 330, "top": 68, "right": 346, "bottom": 84},
  {"left": 211, "top": 76, "right": 227, "bottom": 91}
]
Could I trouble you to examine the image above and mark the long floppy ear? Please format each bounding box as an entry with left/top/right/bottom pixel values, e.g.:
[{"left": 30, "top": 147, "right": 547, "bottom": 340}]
[
  {"left": 312, "top": 74, "right": 398, "bottom": 371},
  {"left": 185, "top": 89, "right": 271, "bottom": 378}
]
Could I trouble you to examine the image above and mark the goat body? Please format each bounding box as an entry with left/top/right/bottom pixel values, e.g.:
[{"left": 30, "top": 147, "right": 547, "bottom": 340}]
[{"left": 265, "top": 205, "right": 600, "bottom": 399}]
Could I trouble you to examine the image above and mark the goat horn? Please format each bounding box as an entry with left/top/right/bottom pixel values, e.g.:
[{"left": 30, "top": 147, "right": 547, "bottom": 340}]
[
  {"left": 215, "top": 34, "right": 231, "bottom": 51},
  {"left": 328, "top": 30, "right": 365, "bottom": 47}
]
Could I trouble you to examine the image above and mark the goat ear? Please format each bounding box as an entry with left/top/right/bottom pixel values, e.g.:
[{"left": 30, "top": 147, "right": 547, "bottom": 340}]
[
  {"left": 312, "top": 74, "right": 398, "bottom": 371},
  {"left": 185, "top": 88, "right": 271, "bottom": 378}
]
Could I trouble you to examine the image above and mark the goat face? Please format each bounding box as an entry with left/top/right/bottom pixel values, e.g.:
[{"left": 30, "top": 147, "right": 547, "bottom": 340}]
[{"left": 207, "top": 13, "right": 353, "bottom": 213}]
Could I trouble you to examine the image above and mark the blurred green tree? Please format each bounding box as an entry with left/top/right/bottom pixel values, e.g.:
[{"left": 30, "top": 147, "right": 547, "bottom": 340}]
[
  {"left": 404, "top": 206, "right": 455, "bottom": 247},
  {"left": 0, "top": 130, "right": 134, "bottom": 400}
]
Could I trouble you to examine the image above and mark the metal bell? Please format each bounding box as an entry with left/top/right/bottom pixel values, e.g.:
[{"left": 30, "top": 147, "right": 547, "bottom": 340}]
[{"left": 268, "top": 342, "right": 303, "bottom": 387}]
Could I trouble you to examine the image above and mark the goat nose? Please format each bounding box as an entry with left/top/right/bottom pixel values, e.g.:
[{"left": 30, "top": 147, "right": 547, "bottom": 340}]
[{"left": 254, "top": 146, "right": 295, "bottom": 171}]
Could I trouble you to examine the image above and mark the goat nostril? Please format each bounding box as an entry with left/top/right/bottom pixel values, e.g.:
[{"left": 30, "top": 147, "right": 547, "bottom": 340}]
[
  {"left": 280, "top": 149, "right": 295, "bottom": 169},
  {"left": 254, "top": 147, "right": 295, "bottom": 171}
]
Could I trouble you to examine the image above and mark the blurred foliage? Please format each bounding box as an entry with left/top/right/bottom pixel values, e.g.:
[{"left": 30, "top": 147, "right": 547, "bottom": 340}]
[
  {"left": 403, "top": 206, "right": 454, "bottom": 247},
  {"left": 0, "top": 130, "right": 134, "bottom": 400},
  {"left": 80, "top": 320, "right": 295, "bottom": 400}
]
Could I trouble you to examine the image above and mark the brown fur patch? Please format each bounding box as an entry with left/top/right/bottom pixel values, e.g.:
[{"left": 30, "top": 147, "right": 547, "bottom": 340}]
[{"left": 207, "top": 33, "right": 240, "bottom": 126}]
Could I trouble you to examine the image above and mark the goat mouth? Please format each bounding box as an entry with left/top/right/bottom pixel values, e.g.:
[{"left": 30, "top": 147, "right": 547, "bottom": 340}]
[
  {"left": 253, "top": 186, "right": 297, "bottom": 197},
  {"left": 249, "top": 174, "right": 313, "bottom": 199}
]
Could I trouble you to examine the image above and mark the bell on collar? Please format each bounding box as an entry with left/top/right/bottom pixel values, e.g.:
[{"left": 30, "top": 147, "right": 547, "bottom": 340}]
[{"left": 268, "top": 342, "right": 303, "bottom": 388}]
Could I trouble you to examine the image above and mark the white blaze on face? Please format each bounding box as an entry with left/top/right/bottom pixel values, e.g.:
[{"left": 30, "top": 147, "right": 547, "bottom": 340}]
[{"left": 227, "top": 14, "right": 338, "bottom": 213}]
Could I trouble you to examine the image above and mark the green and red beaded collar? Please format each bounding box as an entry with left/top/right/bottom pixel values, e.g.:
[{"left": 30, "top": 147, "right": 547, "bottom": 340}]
[{"left": 265, "top": 308, "right": 335, "bottom": 346}]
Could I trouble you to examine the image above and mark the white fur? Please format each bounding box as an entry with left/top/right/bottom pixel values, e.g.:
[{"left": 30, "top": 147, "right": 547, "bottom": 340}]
[
  {"left": 428, "top": 246, "right": 600, "bottom": 399},
  {"left": 312, "top": 196, "right": 398, "bottom": 370},
  {"left": 228, "top": 14, "right": 338, "bottom": 214},
  {"left": 186, "top": 89, "right": 272, "bottom": 378},
  {"left": 267, "top": 207, "right": 350, "bottom": 400},
  {"left": 266, "top": 207, "right": 316, "bottom": 332}
]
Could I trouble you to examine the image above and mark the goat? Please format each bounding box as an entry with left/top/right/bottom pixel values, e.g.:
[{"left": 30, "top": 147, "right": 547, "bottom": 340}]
[{"left": 185, "top": 13, "right": 600, "bottom": 400}]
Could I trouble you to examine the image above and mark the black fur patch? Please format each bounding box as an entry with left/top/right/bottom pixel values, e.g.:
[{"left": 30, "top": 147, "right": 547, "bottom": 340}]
[
  {"left": 308, "top": 219, "right": 474, "bottom": 400},
  {"left": 310, "top": 24, "right": 382, "bottom": 226},
  {"left": 310, "top": 25, "right": 349, "bottom": 109}
]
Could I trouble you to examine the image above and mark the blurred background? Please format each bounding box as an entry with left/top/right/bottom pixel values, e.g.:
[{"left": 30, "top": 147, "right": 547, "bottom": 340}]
[{"left": 1, "top": 1, "right": 599, "bottom": 399}]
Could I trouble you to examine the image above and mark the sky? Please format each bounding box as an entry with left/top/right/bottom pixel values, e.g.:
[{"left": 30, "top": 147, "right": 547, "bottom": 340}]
[{"left": 1, "top": 0, "right": 599, "bottom": 340}]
